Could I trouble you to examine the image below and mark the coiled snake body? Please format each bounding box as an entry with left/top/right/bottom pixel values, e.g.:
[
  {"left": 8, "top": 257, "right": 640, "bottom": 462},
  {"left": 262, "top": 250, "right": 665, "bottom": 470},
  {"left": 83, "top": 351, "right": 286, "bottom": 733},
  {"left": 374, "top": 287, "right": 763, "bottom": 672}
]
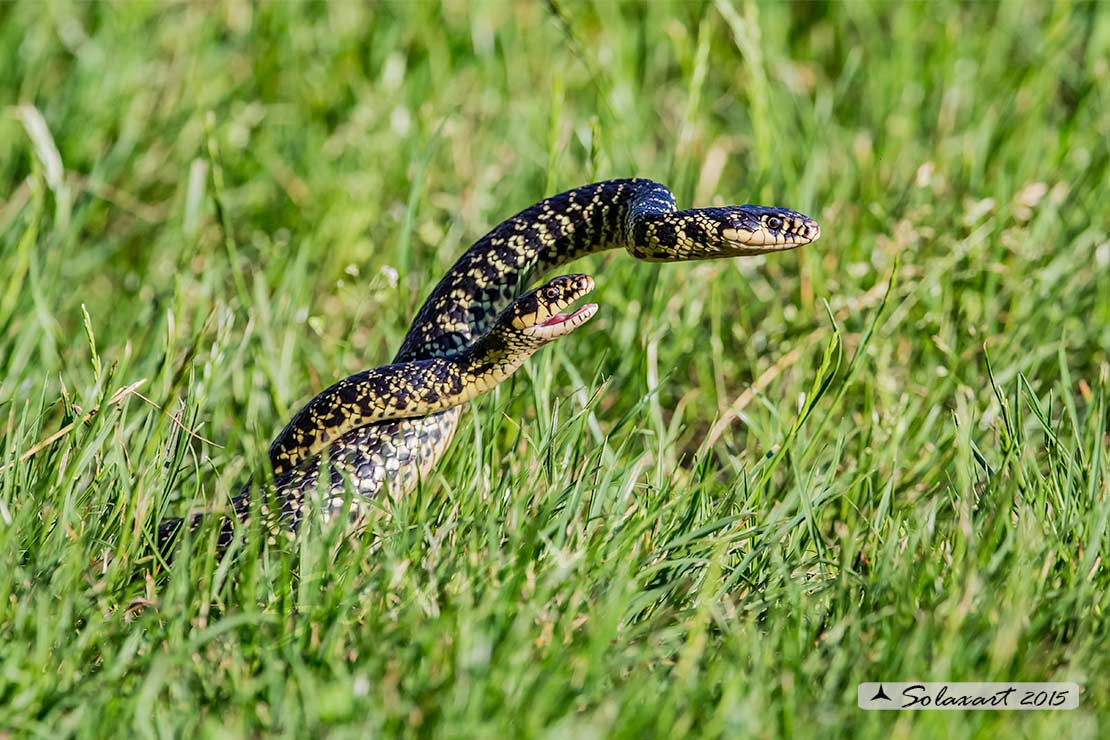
[{"left": 159, "top": 179, "right": 818, "bottom": 546}]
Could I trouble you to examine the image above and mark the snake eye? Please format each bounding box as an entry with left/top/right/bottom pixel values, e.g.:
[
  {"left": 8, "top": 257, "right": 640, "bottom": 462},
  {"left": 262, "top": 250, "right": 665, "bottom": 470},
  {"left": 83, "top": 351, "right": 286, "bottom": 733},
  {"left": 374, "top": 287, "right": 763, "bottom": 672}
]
[
  {"left": 766, "top": 216, "right": 783, "bottom": 231},
  {"left": 543, "top": 287, "right": 560, "bottom": 301}
]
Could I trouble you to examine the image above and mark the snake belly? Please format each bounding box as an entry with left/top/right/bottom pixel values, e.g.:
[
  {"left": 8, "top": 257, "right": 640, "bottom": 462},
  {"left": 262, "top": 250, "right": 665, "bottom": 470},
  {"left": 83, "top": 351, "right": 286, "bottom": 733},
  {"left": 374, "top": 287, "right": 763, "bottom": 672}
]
[{"left": 266, "top": 178, "right": 819, "bottom": 527}]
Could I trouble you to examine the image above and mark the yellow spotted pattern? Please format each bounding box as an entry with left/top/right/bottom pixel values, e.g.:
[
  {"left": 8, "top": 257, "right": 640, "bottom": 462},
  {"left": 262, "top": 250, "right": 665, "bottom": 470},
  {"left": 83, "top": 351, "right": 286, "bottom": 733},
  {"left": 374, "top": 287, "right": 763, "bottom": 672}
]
[{"left": 157, "top": 180, "right": 818, "bottom": 549}]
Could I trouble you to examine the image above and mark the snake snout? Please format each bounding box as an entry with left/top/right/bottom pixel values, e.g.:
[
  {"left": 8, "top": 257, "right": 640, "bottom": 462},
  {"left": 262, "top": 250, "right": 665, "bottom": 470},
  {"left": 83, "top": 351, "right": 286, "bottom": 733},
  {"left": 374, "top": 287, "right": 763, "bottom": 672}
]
[
  {"left": 791, "top": 214, "right": 821, "bottom": 243},
  {"left": 567, "top": 274, "right": 595, "bottom": 302}
]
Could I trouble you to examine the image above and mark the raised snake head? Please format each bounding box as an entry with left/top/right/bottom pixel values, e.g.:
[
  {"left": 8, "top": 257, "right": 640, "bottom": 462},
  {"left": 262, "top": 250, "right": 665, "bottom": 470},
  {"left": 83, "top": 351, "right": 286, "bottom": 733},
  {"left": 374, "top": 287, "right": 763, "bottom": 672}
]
[
  {"left": 715, "top": 205, "right": 821, "bottom": 252},
  {"left": 507, "top": 274, "right": 598, "bottom": 341}
]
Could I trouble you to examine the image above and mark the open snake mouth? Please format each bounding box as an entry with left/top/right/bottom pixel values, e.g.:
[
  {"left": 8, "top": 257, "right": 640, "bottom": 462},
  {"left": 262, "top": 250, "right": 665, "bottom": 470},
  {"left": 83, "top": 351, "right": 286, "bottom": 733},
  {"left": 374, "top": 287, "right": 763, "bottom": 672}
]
[
  {"left": 528, "top": 301, "right": 598, "bottom": 339},
  {"left": 539, "top": 303, "right": 598, "bottom": 328}
]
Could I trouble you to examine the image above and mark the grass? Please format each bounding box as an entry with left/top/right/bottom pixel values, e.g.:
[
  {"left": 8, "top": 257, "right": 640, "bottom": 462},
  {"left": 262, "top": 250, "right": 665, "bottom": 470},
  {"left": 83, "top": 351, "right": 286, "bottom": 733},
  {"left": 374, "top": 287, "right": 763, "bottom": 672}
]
[{"left": 1, "top": 1, "right": 1108, "bottom": 737}]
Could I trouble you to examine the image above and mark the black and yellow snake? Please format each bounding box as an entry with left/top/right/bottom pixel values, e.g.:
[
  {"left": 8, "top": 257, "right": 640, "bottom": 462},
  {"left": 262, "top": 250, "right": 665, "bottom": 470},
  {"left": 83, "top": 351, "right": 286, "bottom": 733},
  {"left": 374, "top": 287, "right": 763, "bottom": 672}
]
[{"left": 158, "top": 179, "right": 818, "bottom": 548}]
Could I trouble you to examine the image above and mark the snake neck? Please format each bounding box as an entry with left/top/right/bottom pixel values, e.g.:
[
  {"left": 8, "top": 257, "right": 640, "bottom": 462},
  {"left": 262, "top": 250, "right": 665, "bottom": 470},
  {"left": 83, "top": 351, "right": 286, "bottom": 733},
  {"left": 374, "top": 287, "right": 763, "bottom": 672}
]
[
  {"left": 270, "top": 329, "right": 548, "bottom": 472},
  {"left": 626, "top": 207, "right": 752, "bottom": 262},
  {"left": 452, "top": 325, "right": 549, "bottom": 395},
  {"left": 394, "top": 178, "right": 675, "bottom": 363}
]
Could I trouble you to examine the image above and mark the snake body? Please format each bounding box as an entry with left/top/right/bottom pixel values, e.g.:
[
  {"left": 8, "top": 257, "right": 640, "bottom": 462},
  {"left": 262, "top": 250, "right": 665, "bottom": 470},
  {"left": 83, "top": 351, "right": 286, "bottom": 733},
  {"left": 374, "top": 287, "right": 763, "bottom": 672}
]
[
  {"left": 269, "top": 274, "right": 597, "bottom": 472},
  {"left": 158, "top": 179, "right": 818, "bottom": 546}
]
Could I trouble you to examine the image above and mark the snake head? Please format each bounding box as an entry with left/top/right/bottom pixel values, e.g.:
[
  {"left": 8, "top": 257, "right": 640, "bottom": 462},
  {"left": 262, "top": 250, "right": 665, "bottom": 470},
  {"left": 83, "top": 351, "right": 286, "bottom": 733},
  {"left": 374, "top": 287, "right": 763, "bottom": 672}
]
[
  {"left": 713, "top": 205, "right": 821, "bottom": 253},
  {"left": 510, "top": 274, "right": 598, "bottom": 340}
]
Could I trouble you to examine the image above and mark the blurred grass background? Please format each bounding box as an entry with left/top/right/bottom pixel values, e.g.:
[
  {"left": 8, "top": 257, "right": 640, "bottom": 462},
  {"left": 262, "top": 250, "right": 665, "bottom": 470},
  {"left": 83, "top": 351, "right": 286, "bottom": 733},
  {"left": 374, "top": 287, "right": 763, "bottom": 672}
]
[{"left": 0, "top": 1, "right": 1108, "bottom": 736}]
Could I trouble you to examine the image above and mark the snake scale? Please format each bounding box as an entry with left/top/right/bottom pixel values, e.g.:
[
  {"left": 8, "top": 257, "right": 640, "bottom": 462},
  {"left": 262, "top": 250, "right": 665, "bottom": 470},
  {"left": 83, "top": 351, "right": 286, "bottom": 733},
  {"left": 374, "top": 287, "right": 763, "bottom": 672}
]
[{"left": 158, "top": 178, "right": 818, "bottom": 548}]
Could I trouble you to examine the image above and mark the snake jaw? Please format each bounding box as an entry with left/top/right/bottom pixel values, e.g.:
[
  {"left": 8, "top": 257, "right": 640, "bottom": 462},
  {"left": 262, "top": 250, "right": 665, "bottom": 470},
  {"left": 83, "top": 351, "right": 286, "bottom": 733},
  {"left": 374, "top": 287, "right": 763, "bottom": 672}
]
[{"left": 528, "top": 302, "right": 599, "bottom": 340}]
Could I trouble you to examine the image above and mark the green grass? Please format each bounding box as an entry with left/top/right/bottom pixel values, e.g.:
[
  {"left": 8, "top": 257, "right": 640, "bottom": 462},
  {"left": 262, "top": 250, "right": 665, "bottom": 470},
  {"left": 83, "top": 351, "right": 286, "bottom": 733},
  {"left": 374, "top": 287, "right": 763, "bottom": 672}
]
[{"left": 1, "top": 1, "right": 1108, "bottom": 737}]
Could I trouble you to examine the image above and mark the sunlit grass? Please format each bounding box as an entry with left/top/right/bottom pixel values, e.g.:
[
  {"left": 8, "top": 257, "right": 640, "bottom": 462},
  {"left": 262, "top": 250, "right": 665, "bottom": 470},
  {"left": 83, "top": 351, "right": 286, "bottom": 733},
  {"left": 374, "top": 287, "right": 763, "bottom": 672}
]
[{"left": 1, "top": 2, "right": 1107, "bottom": 736}]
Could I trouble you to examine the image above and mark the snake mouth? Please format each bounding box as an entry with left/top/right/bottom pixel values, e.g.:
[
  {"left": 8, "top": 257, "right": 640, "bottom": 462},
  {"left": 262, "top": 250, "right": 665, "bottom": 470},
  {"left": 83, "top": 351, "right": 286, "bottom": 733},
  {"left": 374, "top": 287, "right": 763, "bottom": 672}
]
[
  {"left": 722, "top": 222, "right": 820, "bottom": 250},
  {"left": 528, "top": 301, "right": 599, "bottom": 341},
  {"left": 539, "top": 306, "right": 594, "bottom": 328},
  {"left": 528, "top": 302, "right": 598, "bottom": 339},
  {"left": 540, "top": 303, "right": 598, "bottom": 327}
]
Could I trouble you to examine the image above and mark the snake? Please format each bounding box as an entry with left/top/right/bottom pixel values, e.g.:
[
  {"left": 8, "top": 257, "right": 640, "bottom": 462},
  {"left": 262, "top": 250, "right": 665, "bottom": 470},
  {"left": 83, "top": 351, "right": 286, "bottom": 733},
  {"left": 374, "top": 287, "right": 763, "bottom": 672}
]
[{"left": 157, "top": 178, "right": 818, "bottom": 548}]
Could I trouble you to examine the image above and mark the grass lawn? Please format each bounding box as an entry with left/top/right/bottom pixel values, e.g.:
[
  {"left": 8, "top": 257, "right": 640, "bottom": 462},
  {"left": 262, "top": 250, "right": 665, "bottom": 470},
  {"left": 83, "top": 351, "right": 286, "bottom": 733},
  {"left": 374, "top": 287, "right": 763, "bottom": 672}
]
[{"left": 1, "top": 2, "right": 1107, "bottom": 737}]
